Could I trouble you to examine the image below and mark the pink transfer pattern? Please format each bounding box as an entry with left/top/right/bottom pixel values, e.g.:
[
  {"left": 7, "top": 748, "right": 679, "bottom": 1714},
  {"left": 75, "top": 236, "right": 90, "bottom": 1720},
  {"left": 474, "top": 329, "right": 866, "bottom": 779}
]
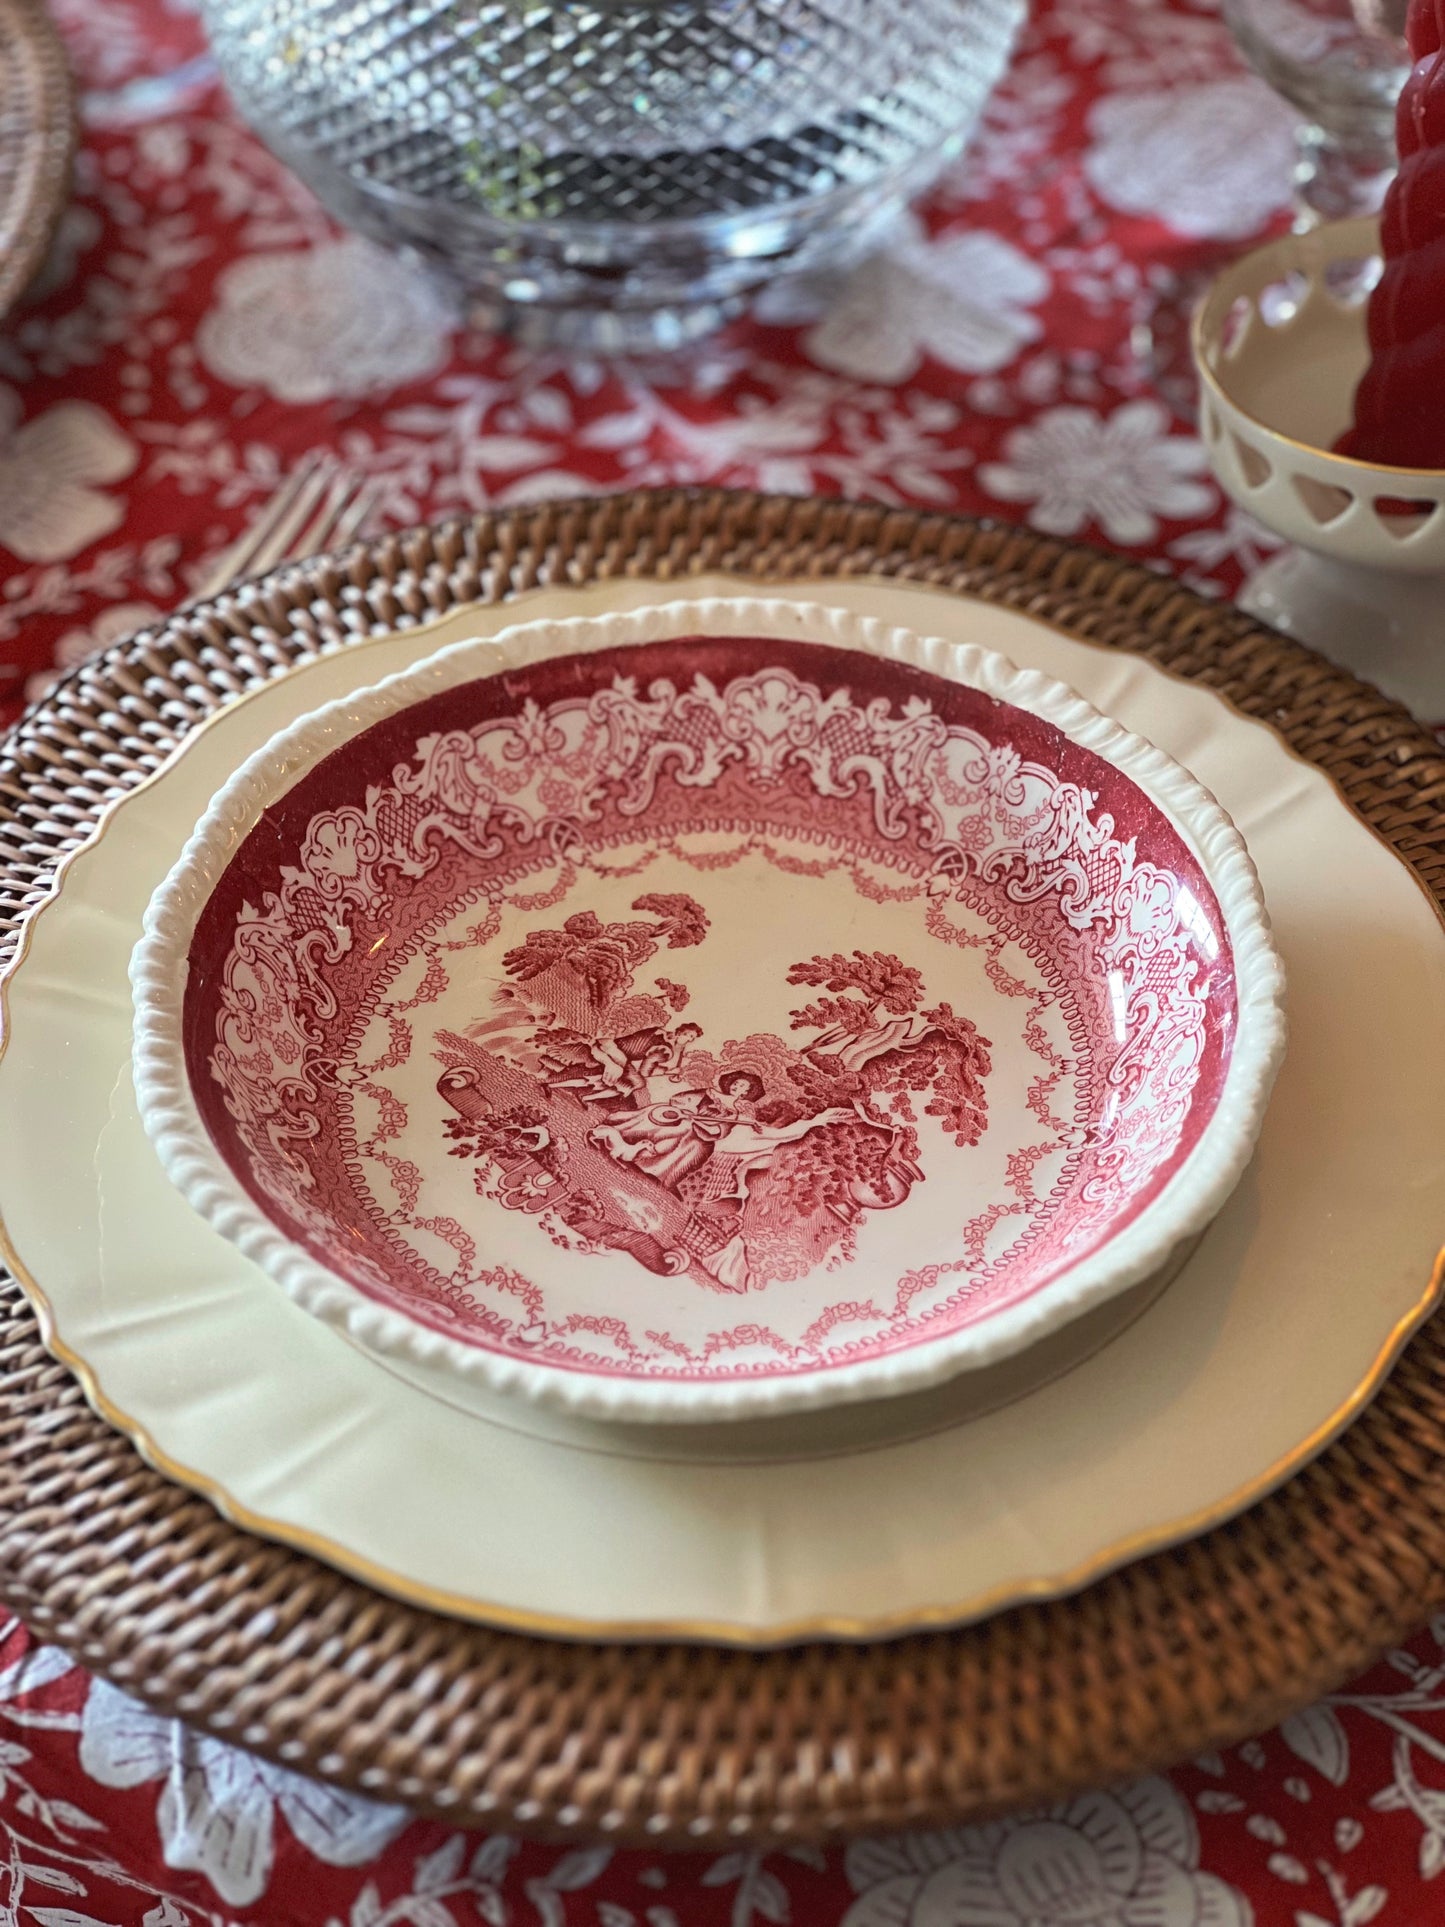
[
  {"left": 4, "top": 0, "right": 1435, "bottom": 1917},
  {"left": 184, "top": 634, "right": 1235, "bottom": 1383}
]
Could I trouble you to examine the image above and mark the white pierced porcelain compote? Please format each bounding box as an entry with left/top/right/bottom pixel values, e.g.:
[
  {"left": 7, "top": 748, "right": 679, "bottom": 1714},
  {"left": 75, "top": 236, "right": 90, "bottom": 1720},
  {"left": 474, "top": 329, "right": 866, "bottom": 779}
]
[{"left": 1194, "top": 214, "right": 1445, "bottom": 718}]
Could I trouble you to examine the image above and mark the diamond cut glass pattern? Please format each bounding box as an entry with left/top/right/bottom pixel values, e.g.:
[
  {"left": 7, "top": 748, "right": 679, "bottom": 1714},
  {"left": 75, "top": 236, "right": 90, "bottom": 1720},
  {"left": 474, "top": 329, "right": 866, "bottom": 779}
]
[{"left": 199, "top": 0, "right": 1026, "bottom": 346}]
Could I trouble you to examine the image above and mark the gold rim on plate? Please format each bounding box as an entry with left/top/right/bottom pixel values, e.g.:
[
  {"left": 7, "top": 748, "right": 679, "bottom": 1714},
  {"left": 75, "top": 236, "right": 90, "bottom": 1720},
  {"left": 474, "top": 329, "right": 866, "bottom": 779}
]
[
  {"left": 0, "top": 577, "right": 1439, "bottom": 1645},
  {"left": 2, "top": 494, "right": 1444, "bottom": 1842}
]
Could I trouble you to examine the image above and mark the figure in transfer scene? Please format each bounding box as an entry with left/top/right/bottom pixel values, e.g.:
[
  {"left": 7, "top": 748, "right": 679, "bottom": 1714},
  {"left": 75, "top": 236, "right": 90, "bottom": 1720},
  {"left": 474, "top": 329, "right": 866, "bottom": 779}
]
[{"left": 437, "top": 892, "right": 992, "bottom": 1294}]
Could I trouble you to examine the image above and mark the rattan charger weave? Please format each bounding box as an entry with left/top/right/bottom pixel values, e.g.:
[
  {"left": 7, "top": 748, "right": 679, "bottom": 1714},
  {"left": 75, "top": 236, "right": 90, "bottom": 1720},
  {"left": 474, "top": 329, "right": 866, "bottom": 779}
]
[
  {"left": 2, "top": 490, "right": 1444, "bottom": 1846},
  {"left": 0, "top": 0, "right": 73, "bottom": 323}
]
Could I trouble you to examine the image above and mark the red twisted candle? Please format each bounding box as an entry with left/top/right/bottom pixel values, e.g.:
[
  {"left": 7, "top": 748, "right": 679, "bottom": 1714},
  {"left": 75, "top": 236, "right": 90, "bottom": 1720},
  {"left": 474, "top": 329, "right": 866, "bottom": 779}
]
[{"left": 1338, "top": 0, "right": 1445, "bottom": 465}]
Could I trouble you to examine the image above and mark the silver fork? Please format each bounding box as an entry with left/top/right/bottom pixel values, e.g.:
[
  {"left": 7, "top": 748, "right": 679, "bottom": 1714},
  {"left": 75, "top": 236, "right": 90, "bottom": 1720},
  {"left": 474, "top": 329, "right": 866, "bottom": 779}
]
[{"left": 188, "top": 453, "right": 385, "bottom": 605}]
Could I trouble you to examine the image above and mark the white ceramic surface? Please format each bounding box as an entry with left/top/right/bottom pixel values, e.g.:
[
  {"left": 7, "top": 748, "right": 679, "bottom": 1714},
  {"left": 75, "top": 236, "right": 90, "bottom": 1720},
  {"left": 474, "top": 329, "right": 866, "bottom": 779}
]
[
  {"left": 130, "top": 597, "right": 1284, "bottom": 1424},
  {"left": 0, "top": 576, "right": 1439, "bottom": 1642},
  {"left": 1193, "top": 214, "right": 1445, "bottom": 719}
]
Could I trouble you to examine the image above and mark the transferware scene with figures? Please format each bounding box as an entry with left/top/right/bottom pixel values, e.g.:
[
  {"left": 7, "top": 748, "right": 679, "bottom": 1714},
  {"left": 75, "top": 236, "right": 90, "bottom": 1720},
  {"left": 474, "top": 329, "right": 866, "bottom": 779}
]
[
  {"left": 436, "top": 896, "right": 994, "bottom": 1298},
  {"left": 194, "top": 637, "right": 1226, "bottom": 1380}
]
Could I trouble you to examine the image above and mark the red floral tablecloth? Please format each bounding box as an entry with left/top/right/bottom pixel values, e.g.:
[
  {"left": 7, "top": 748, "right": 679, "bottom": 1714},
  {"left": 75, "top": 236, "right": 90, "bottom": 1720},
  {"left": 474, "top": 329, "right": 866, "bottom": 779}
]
[{"left": 1, "top": 1, "right": 1440, "bottom": 1922}]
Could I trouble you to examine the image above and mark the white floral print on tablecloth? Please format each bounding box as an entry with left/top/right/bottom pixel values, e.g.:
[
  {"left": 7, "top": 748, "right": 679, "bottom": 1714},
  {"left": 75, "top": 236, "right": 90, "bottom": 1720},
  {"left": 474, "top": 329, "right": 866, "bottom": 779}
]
[
  {"left": 197, "top": 235, "right": 458, "bottom": 403},
  {"left": 842, "top": 1777, "right": 1252, "bottom": 1927},
  {"left": 1084, "top": 76, "right": 1298, "bottom": 240},
  {"left": 24, "top": 204, "right": 105, "bottom": 306},
  {"left": 0, "top": 385, "right": 137, "bottom": 564},
  {"left": 756, "top": 215, "right": 1050, "bottom": 382},
  {"left": 78, "top": 1675, "right": 408, "bottom": 1907},
  {"left": 979, "top": 399, "right": 1216, "bottom": 546}
]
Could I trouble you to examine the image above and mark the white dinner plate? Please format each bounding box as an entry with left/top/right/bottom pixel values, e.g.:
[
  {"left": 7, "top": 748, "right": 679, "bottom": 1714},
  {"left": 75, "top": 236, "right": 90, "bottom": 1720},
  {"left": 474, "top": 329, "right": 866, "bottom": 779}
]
[
  {"left": 0, "top": 574, "right": 1440, "bottom": 1643},
  {"left": 130, "top": 595, "right": 1283, "bottom": 1423}
]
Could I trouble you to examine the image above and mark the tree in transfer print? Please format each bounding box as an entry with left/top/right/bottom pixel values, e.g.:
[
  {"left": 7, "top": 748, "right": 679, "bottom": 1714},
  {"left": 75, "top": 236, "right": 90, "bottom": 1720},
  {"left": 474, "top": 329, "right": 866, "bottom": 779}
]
[
  {"left": 501, "top": 892, "right": 708, "bottom": 1017},
  {"left": 785, "top": 948, "right": 993, "bottom": 1147},
  {"left": 438, "top": 921, "right": 994, "bottom": 1295}
]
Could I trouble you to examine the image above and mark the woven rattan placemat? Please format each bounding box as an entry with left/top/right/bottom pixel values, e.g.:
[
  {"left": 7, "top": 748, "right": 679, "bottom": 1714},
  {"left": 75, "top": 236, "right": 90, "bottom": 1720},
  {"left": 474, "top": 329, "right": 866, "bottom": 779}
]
[
  {"left": 2, "top": 491, "right": 1444, "bottom": 1846},
  {"left": 0, "top": 0, "right": 73, "bottom": 322}
]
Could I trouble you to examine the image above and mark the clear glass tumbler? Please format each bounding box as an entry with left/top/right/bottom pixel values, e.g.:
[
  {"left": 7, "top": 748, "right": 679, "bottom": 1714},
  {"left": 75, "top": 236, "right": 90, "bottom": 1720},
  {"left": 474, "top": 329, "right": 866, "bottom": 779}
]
[
  {"left": 1223, "top": 0, "right": 1410, "bottom": 223},
  {"left": 197, "top": 0, "right": 1027, "bottom": 353}
]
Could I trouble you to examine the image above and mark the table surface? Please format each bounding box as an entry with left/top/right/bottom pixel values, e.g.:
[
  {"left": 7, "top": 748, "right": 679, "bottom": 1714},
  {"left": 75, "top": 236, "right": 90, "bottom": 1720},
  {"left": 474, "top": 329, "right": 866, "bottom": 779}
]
[{"left": 1, "top": 0, "right": 1441, "bottom": 1922}]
